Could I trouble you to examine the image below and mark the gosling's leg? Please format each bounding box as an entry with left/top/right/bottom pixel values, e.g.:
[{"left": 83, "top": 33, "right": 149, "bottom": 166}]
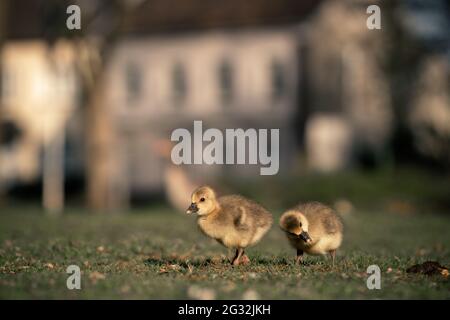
[
  {"left": 329, "top": 249, "right": 336, "bottom": 266},
  {"left": 240, "top": 251, "right": 250, "bottom": 265},
  {"left": 296, "top": 249, "right": 304, "bottom": 265},
  {"left": 231, "top": 248, "right": 244, "bottom": 266}
]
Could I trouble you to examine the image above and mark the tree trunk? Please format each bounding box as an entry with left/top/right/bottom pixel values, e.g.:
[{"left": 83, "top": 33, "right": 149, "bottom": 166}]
[
  {"left": 84, "top": 67, "right": 118, "bottom": 212},
  {"left": 77, "top": 1, "right": 138, "bottom": 212},
  {"left": 81, "top": 28, "right": 126, "bottom": 213}
]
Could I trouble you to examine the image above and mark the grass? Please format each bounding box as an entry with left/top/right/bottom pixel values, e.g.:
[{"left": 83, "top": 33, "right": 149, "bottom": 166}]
[
  {"left": 223, "top": 166, "right": 450, "bottom": 214},
  {"left": 1, "top": 203, "right": 449, "bottom": 299}
]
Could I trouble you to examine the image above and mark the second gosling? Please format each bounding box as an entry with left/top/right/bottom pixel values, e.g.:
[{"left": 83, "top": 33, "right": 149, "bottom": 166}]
[
  {"left": 279, "top": 202, "right": 343, "bottom": 265},
  {"left": 186, "top": 186, "right": 273, "bottom": 266}
]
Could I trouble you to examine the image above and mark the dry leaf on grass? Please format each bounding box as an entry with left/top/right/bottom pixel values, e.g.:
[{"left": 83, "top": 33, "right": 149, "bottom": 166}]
[
  {"left": 44, "top": 263, "right": 54, "bottom": 269},
  {"left": 158, "top": 264, "right": 181, "bottom": 274},
  {"left": 89, "top": 271, "right": 106, "bottom": 283}
]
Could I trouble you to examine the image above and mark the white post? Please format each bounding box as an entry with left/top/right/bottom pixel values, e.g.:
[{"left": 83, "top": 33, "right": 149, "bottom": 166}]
[{"left": 43, "top": 115, "right": 65, "bottom": 214}]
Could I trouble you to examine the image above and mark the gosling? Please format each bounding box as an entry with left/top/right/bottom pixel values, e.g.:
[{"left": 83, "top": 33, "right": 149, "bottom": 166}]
[
  {"left": 186, "top": 186, "right": 273, "bottom": 266},
  {"left": 279, "top": 202, "right": 343, "bottom": 265}
]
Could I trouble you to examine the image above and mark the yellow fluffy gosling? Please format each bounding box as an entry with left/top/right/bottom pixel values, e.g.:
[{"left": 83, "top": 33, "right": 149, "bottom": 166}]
[
  {"left": 186, "top": 186, "right": 273, "bottom": 265},
  {"left": 280, "top": 202, "right": 343, "bottom": 265}
]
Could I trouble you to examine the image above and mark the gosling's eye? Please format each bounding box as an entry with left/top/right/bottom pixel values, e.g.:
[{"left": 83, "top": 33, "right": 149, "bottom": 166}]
[
  {"left": 200, "top": 197, "right": 205, "bottom": 202},
  {"left": 299, "top": 222, "right": 302, "bottom": 227}
]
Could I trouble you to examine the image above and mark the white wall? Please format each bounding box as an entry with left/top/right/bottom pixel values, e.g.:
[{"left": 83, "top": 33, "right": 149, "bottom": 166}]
[{"left": 106, "top": 29, "right": 299, "bottom": 122}]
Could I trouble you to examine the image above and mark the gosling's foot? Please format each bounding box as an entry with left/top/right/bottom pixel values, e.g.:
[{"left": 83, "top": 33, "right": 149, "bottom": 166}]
[
  {"left": 295, "top": 249, "right": 304, "bottom": 265},
  {"left": 240, "top": 254, "right": 250, "bottom": 265}
]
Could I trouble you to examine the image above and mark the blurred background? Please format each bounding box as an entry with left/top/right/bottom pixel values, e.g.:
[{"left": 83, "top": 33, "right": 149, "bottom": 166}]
[{"left": 0, "top": 0, "right": 449, "bottom": 215}]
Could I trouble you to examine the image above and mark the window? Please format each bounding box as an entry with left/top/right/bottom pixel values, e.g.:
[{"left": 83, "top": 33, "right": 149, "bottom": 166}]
[
  {"left": 0, "top": 121, "right": 22, "bottom": 148},
  {"left": 218, "top": 59, "right": 233, "bottom": 104},
  {"left": 271, "top": 59, "right": 286, "bottom": 101},
  {"left": 172, "top": 62, "right": 187, "bottom": 104},
  {"left": 125, "top": 62, "right": 142, "bottom": 104}
]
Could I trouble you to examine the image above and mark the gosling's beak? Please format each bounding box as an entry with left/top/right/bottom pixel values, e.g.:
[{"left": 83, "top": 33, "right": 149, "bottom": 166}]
[
  {"left": 300, "top": 231, "right": 312, "bottom": 243},
  {"left": 186, "top": 203, "right": 198, "bottom": 215}
]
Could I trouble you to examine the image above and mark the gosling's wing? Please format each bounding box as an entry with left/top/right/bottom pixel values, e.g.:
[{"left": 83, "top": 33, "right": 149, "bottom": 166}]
[
  {"left": 322, "top": 212, "right": 343, "bottom": 234},
  {"left": 218, "top": 195, "right": 253, "bottom": 231},
  {"left": 233, "top": 206, "right": 251, "bottom": 231},
  {"left": 235, "top": 195, "right": 273, "bottom": 229}
]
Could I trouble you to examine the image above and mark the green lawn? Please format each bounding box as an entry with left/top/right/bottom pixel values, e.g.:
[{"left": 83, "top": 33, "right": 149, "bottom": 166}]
[{"left": 1, "top": 204, "right": 449, "bottom": 299}]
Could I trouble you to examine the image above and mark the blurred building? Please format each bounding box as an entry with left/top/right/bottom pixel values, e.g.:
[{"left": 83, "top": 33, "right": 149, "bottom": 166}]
[
  {"left": 0, "top": 0, "right": 320, "bottom": 205},
  {"left": 0, "top": 0, "right": 447, "bottom": 208},
  {"left": 107, "top": 30, "right": 300, "bottom": 192}
]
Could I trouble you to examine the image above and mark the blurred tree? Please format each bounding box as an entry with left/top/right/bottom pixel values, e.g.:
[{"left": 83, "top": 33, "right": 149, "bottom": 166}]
[
  {"left": 384, "top": 0, "right": 450, "bottom": 170},
  {"left": 409, "top": 56, "right": 450, "bottom": 168},
  {"left": 383, "top": 0, "right": 425, "bottom": 166},
  {"left": 71, "top": 0, "right": 147, "bottom": 212},
  {"left": 34, "top": 0, "right": 146, "bottom": 212},
  {"left": 304, "top": 0, "right": 393, "bottom": 170}
]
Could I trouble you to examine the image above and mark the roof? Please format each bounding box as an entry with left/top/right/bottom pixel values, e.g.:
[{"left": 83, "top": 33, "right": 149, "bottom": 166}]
[
  {"left": 4, "top": 0, "right": 322, "bottom": 40},
  {"left": 124, "top": 0, "right": 321, "bottom": 34}
]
